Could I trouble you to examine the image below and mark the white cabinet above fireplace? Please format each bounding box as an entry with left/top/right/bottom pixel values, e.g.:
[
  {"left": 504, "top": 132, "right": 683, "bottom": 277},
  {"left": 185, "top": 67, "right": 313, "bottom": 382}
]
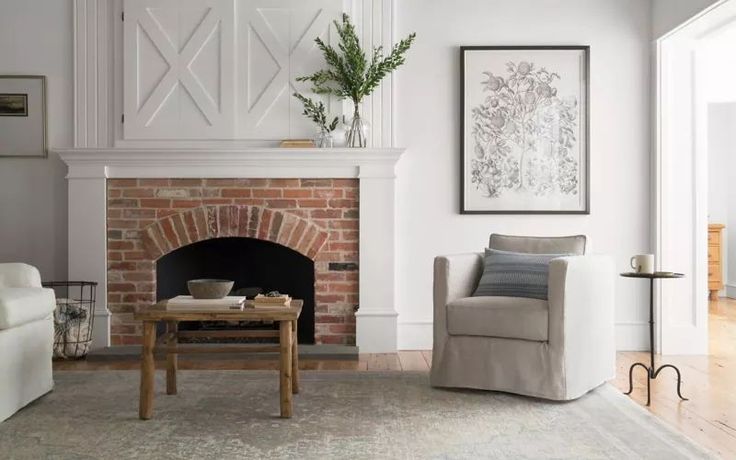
[{"left": 110, "top": 0, "right": 394, "bottom": 145}]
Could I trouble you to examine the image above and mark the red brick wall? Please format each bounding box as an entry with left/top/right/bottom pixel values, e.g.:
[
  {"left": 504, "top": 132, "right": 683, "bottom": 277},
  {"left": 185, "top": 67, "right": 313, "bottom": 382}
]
[{"left": 106, "top": 178, "right": 358, "bottom": 345}]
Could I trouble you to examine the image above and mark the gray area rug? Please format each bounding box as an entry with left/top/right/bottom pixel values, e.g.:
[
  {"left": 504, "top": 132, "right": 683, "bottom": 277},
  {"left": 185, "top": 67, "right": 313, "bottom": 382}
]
[{"left": 0, "top": 371, "right": 711, "bottom": 459}]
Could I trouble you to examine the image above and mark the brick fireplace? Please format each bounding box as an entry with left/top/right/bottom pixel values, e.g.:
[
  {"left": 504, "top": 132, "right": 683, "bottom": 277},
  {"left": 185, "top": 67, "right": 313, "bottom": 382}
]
[
  {"left": 58, "top": 148, "right": 402, "bottom": 352},
  {"left": 106, "top": 178, "right": 359, "bottom": 345}
]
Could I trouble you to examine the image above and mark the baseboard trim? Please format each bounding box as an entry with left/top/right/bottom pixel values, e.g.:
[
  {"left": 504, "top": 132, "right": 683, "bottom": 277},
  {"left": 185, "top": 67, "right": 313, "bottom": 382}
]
[
  {"left": 725, "top": 283, "right": 736, "bottom": 299},
  {"left": 91, "top": 309, "right": 110, "bottom": 350},
  {"left": 397, "top": 321, "right": 433, "bottom": 350},
  {"left": 615, "top": 322, "right": 649, "bottom": 351}
]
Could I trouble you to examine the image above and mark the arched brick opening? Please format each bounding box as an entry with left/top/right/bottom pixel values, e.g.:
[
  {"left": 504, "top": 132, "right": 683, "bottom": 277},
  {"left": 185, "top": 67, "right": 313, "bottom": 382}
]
[{"left": 140, "top": 205, "right": 329, "bottom": 261}]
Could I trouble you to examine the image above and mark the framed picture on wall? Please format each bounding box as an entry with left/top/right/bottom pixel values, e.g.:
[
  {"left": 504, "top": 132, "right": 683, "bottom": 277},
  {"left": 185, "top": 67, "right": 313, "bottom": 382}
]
[
  {"left": 460, "top": 46, "right": 589, "bottom": 214},
  {"left": 0, "top": 75, "right": 47, "bottom": 158}
]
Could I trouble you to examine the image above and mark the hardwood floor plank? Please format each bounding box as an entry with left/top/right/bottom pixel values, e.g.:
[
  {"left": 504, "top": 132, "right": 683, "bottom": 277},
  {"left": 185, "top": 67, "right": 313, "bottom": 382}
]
[
  {"left": 365, "top": 353, "right": 401, "bottom": 371},
  {"left": 421, "top": 350, "right": 432, "bottom": 368},
  {"left": 398, "top": 351, "right": 430, "bottom": 371}
]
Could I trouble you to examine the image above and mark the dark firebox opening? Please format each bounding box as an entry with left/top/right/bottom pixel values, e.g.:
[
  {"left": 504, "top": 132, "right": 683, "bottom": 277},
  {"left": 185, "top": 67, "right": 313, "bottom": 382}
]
[{"left": 156, "top": 237, "right": 315, "bottom": 344}]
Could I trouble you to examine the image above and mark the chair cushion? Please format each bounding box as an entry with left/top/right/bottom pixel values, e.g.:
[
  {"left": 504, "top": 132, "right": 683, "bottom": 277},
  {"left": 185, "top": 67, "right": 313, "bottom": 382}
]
[
  {"left": 0, "top": 288, "right": 56, "bottom": 330},
  {"left": 473, "top": 249, "right": 566, "bottom": 300},
  {"left": 446, "top": 296, "right": 549, "bottom": 341},
  {"left": 489, "top": 234, "right": 586, "bottom": 255}
]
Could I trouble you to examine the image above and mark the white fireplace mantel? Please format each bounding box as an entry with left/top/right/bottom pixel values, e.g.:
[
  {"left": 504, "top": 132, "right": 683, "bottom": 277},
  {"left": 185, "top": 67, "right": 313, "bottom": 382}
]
[
  {"left": 57, "top": 148, "right": 405, "bottom": 179},
  {"left": 55, "top": 147, "right": 405, "bottom": 353}
]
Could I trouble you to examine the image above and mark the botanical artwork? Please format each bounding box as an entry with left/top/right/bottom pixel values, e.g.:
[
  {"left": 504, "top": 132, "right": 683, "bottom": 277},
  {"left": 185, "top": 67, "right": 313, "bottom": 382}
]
[{"left": 462, "top": 47, "right": 588, "bottom": 213}]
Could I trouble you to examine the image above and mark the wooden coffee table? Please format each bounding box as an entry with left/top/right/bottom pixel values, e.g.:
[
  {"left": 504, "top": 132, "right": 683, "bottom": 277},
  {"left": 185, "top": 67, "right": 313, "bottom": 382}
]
[{"left": 133, "top": 299, "right": 302, "bottom": 420}]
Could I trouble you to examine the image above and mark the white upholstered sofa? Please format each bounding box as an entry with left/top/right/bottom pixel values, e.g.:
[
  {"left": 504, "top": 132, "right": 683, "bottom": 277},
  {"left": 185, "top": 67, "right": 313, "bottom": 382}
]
[
  {"left": 0, "top": 263, "right": 55, "bottom": 422},
  {"left": 430, "top": 234, "right": 615, "bottom": 401}
]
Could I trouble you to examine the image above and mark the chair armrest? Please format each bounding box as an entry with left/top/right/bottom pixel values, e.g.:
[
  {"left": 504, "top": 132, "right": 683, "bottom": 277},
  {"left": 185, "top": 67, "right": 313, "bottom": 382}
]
[
  {"left": 548, "top": 255, "right": 616, "bottom": 397},
  {"left": 433, "top": 253, "right": 484, "bottom": 310},
  {"left": 432, "top": 253, "right": 483, "bottom": 359},
  {"left": 0, "top": 263, "right": 43, "bottom": 288}
]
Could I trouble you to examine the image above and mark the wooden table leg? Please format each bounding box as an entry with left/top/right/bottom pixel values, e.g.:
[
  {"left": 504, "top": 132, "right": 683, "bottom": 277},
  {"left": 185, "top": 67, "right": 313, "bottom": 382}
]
[
  {"left": 166, "top": 320, "right": 178, "bottom": 395},
  {"left": 279, "top": 320, "right": 293, "bottom": 418},
  {"left": 291, "top": 319, "right": 299, "bottom": 394},
  {"left": 139, "top": 320, "right": 156, "bottom": 420}
]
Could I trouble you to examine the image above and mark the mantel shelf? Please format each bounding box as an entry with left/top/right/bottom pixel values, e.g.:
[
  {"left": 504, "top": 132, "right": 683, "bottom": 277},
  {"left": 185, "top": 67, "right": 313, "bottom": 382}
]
[{"left": 54, "top": 147, "right": 406, "bottom": 179}]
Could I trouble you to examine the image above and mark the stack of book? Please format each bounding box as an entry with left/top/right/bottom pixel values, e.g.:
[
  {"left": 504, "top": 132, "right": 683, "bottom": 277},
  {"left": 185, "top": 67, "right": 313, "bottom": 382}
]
[
  {"left": 253, "top": 294, "right": 291, "bottom": 308},
  {"left": 166, "top": 295, "right": 246, "bottom": 311}
]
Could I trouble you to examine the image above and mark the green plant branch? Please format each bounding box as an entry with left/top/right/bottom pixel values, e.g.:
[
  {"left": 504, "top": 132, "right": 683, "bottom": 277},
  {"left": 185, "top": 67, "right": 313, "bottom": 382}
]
[
  {"left": 292, "top": 93, "right": 339, "bottom": 132},
  {"left": 296, "top": 13, "right": 416, "bottom": 108}
]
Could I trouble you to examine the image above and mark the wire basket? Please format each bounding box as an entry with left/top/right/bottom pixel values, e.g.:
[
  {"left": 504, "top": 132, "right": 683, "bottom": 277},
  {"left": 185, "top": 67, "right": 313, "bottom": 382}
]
[{"left": 42, "top": 281, "right": 98, "bottom": 360}]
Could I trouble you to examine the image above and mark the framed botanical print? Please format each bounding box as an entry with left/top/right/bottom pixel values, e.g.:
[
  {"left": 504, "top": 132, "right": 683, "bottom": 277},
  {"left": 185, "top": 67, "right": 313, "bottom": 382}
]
[
  {"left": 461, "top": 46, "right": 589, "bottom": 214},
  {"left": 0, "top": 75, "right": 47, "bottom": 158}
]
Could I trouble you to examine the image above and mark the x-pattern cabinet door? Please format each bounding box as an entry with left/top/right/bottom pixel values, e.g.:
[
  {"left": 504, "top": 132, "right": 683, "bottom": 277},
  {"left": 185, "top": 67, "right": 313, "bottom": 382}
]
[
  {"left": 123, "top": 0, "right": 235, "bottom": 139},
  {"left": 122, "top": 0, "right": 344, "bottom": 140},
  {"left": 236, "top": 0, "right": 343, "bottom": 139}
]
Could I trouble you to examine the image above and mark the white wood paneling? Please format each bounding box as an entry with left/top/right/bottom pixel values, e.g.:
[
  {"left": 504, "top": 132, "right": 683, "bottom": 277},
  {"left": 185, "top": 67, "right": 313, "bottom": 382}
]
[
  {"left": 74, "top": 0, "right": 115, "bottom": 148},
  {"left": 123, "top": 0, "right": 235, "bottom": 139}
]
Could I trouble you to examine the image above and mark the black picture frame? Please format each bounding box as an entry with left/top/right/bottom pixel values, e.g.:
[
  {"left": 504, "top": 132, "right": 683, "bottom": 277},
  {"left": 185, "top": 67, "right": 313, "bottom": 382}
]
[{"left": 460, "top": 46, "right": 590, "bottom": 214}]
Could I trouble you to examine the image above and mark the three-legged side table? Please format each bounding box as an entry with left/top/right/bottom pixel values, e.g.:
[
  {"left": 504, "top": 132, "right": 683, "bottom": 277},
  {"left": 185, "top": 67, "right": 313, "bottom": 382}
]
[{"left": 620, "top": 272, "right": 688, "bottom": 406}]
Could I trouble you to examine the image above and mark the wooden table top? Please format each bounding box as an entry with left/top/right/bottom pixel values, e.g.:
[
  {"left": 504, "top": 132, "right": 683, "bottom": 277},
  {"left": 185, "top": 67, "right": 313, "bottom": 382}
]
[{"left": 134, "top": 299, "right": 303, "bottom": 321}]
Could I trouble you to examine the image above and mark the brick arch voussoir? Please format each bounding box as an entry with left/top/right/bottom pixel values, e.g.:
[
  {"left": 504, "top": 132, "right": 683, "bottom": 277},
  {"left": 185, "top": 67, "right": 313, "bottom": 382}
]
[{"left": 140, "top": 205, "right": 330, "bottom": 261}]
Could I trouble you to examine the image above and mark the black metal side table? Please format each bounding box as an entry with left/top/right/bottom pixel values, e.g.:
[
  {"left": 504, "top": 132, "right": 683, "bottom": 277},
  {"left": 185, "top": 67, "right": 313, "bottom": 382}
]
[{"left": 620, "top": 271, "right": 688, "bottom": 406}]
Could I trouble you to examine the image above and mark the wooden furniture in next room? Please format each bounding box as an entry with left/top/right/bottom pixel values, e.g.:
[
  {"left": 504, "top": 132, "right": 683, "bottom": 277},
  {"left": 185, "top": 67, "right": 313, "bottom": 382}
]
[
  {"left": 133, "top": 300, "right": 302, "bottom": 420},
  {"left": 708, "top": 224, "right": 725, "bottom": 301}
]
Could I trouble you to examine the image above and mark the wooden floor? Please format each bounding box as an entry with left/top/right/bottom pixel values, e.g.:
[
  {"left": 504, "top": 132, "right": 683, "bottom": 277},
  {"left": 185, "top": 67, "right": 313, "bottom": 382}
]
[
  {"left": 55, "top": 299, "right": 736, "bottom": 457},
  {"left": 611, "top": 298, "right": 736, "bottom": 458}
]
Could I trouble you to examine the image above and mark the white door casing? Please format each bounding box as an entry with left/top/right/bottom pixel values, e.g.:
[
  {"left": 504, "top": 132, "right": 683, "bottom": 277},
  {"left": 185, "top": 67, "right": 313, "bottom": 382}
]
[{"left": 654, "top": 0, "right": 736, "bottom": 355}]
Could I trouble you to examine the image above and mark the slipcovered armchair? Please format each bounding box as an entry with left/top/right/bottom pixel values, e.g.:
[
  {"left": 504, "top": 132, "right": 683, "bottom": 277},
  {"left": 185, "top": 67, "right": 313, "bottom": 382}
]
[
  {"left": 430, "top": 234, "right": 615, "bottom": 401},
  {"left": 0, "top": 263, "right": 55, "bottom": 422}
]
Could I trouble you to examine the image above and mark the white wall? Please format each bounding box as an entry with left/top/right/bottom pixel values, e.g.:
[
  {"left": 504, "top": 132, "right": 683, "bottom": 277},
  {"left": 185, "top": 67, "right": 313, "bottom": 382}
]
[
  {"left": 394, "top": 0, "right": 653, "bottom": 349},
  {"left": 652, "top": 0, "right": 721, "bottom": 38},
  {"left": 0, "top": 0, "right": 718, "bottom": 350},
  {"left": 708, "top": 103, "right": 736, "bottom": 297},
  {"left": 0, "top": 0, "right": 72, "bottom": 281}
]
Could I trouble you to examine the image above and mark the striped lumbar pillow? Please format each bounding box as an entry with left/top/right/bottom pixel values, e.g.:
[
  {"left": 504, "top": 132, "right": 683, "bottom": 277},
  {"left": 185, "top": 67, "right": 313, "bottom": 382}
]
[{"left": 472, "top": 248, "right": 568, "bottom": 300}]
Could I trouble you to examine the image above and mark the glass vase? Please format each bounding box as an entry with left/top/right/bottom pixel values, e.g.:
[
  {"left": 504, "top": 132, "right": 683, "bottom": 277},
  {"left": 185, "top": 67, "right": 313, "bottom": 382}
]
[
  {"left": 314, "top": 129, "right": 334, "bottom": 148},
  {"left": 346, "top": 109, "right": 369, "bottom": 148}
]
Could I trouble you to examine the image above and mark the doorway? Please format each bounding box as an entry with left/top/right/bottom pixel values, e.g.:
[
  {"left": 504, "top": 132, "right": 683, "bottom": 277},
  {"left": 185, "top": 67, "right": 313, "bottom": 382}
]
[{"left": 655, "top": 0, "right": 736, "bottom": 355}]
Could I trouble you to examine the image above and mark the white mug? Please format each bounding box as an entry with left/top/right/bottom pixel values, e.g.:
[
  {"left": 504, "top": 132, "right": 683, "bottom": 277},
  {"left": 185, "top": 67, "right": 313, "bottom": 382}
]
[{"left": 630, "top": 254, "right": 655, "bottom": 274}]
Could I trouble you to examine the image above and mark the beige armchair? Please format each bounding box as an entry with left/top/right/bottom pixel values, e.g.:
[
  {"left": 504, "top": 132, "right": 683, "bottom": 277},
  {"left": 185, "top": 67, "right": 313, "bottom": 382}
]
[{"left": 430, "top": 234, "right": 615, "bottom": 401}]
